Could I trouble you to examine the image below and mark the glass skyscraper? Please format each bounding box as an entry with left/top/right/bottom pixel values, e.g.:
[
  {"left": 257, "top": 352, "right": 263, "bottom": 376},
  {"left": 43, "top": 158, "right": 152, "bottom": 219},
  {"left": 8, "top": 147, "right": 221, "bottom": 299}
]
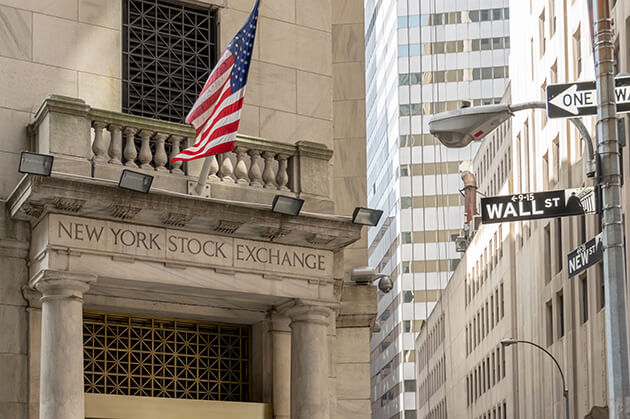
[{"left": 364, "top": 1, "right": 510, "bottom": 417}]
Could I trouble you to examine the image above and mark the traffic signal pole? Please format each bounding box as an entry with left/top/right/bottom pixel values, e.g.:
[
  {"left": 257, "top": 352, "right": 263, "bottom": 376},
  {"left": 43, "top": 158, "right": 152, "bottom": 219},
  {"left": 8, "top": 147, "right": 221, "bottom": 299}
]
[{"left": 591, "top": 0, "right": 630, "bottom": 416}]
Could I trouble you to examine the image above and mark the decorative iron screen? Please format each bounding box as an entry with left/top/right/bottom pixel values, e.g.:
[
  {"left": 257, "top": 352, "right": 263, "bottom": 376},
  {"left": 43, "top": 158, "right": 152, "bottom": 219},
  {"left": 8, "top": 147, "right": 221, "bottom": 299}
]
[
  {"left": 83, "top": 312, "right": 251, "bottom": 401},
  {"left": 122, "top": 0, "right": 218, "bottom": 122}
]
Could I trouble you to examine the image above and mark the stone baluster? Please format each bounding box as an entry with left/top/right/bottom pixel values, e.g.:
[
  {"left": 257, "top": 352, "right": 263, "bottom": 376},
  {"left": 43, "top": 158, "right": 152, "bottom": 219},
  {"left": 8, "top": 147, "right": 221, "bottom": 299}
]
[
  {"left": 138, "top": 130, "right": 154, "bottom": 169},
  {"left": 168, "top": 135, "right": 184, "bottom": 175},
  {"left": 276, "top": 154, "right": 290, "bottom": 191},
  {"left": 91, "top": 121, "right": 108, "bottom": 163},
  {"left": 207, "top": 155, "right": 220, "bottom": 182},
  {"left": 154, "top": 133, "right": 169, "bottom": 172},
  {"left": 220, "top": 154, "right": 235, "bottom": 182},
  {"left": 247, "top": 149, "right": 264, "bottom": 188},
  {"left": 262, "top": 151, "right": 277, "bottom": 189},
  {"left": 108, "top": 123, "right": 123, "bottom": 165},
  {"left": 123, "top": 127, "right": 138, "bottom": 167},
  {"left": 33, "top": 270, "right": 97, "bottom": 419},
  {"left": 234, "top": 146, "right": 249, "bottom": 184}
]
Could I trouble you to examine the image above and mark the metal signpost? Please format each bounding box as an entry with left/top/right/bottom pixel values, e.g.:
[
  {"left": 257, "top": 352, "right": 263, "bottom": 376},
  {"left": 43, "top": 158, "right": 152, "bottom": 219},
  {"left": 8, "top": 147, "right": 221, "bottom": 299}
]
[
  {"left": 567, "top": 233, "right": 604, "bottom": 278},
  {"left": 546, "top": 76, "right": 630, "bottom": 118},
  {"left": 480, "top": 187, "right": 599, "bottom": 224}
]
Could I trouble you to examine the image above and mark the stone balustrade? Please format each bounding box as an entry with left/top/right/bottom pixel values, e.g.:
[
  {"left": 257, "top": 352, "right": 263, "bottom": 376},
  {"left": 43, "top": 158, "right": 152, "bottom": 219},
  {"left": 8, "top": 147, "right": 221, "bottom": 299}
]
[{"left": 28, "top": 95, "right": 333, "bottom": 204}]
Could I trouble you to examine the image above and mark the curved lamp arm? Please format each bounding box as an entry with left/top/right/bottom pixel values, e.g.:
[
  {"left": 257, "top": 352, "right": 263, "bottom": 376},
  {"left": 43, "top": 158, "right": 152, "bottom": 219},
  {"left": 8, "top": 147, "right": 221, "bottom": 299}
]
[
  {"left": 501, "top": 338, "right": 567, "bottom": 394},
  {"left": 508, "top": 101, "right": 597, "bottom": 177}
]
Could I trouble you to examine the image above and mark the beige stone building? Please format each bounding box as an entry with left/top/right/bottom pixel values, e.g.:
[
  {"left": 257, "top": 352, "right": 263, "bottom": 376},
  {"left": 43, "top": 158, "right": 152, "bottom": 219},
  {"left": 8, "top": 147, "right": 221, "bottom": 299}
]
[
  {"left": 0, "top": 1, "right": 377, "bottom": 418},
  {"left": 415, "top": 0, "right": 630, "bottom": 418}
]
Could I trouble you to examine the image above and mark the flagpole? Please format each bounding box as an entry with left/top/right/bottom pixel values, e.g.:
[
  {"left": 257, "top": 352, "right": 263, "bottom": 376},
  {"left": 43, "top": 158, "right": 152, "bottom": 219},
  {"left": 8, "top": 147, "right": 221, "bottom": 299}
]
[{"left": 193, "top": 157, "right": 212, "bottom": 195}]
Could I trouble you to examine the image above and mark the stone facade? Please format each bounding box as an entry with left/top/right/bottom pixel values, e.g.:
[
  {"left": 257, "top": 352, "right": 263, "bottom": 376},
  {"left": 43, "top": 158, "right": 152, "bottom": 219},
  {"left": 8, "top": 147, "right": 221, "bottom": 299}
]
[{"left": 0, "top": 0, "right": 375, "bottom": 418}]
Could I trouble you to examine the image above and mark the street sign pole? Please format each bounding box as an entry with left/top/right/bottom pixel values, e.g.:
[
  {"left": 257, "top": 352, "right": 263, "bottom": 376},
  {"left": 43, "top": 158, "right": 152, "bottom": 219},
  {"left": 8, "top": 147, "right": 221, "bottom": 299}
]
[{"left": 592, "top": 0, "right": 630, "bottom": 416}]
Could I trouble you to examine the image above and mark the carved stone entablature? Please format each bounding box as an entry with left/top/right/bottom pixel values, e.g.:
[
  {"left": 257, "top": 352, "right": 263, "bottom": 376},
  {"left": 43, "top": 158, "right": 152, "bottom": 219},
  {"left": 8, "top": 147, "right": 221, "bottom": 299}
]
[
  {"left": 109, "top": 204, "right": 142, "bottom": 220},
  {"left": 7, "top": 176, "right": 362, "bottom": 252},
  {"left": 261, "top": 227, "right": 291, "bottom": 241},
  {"left": 307, "top": 233, "right": 336, "bottom": 245},
  {"left": 214, "top": 220, "right": 242, "bottom": 235},
  {"left": 22, "top": 203, "right": 44, "bottom": 219},
  {"left": 162, "top": 212, "right": 193, "bottom": 227},
  {"left": 53, "top": 197, "right": 86, "bottom": 213}
]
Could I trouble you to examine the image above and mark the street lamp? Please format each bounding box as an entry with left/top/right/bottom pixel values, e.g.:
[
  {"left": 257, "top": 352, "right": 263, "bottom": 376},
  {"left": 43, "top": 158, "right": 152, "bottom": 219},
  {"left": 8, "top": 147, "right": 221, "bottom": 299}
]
[
  {"left": 501, "top": 338, "right": 568, "bottom": 419},
  {"left": 428, "top": 101, "right": 597, "bottom": 177},
  {"left": 430, "top": 96, "right": 630, "bottom": 413}
]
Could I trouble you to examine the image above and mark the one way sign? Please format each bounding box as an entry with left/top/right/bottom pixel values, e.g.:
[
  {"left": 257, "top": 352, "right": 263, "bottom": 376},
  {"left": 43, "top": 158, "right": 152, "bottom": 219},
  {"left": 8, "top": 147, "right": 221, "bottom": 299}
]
[{"left": 546, "top": 76, "right": 630, "bottom": 118}]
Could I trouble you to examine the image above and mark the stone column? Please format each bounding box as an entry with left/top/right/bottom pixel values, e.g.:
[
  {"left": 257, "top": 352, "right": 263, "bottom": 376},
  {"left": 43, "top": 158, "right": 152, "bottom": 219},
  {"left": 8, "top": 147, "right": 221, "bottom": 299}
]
[
  {"left": 285, "top": 301, "right": 333, "bottom": 419},
  {"left": 271, "top": 311, "right": 291, "bottom": 419},
  {"left": 31, "top": 270, "right": 96, "bottom": 419}
]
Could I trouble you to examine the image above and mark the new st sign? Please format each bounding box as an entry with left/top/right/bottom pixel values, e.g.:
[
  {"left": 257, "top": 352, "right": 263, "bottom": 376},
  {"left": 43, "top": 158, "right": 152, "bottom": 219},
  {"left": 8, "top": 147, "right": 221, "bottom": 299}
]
[
  {"left": 480, "top": 186, "right": 599, "bottom": 224},
  {"left": 546, "top": 76, "right": 630, "bottom": 118},
  {"left": 568, "top": 233, "right": 603, "bottom": 278}
]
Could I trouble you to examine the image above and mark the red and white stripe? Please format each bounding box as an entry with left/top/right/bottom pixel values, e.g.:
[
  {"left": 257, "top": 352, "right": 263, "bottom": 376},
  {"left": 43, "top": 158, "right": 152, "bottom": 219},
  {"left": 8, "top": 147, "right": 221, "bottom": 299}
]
[{"left": 171, "top": 50, "right": 245, "bottom": 161}]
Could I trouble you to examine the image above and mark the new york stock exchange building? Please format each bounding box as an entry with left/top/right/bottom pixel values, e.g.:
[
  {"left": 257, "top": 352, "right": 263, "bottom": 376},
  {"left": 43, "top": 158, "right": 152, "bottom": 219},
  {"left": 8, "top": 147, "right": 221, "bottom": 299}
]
[{"left": 0, "top": 0, "right": 377, "bottom": 418}]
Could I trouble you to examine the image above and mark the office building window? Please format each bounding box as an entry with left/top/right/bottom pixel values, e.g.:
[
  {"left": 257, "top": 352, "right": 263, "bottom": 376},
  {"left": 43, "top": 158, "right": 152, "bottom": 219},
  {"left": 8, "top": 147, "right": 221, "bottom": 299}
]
[
  {"left": 557, "top": 291, "right": 565, "bottom": 337},
  {"left": 544, "top": 224, "right": 552, "bottom": 283},
  {"left": 556, "top": 218, "right": 563, "bottom": 273},
  {"left": 573, "top": 26, "right": 582, "bottom": 76},
  {"left": 546, "top": 299, "right": 554, "bottom": 345},
  {"left": 539, "top": 10, "right": 546, "bottom": 56},
  {"left": 122, "top": 0, "right": 218, "bottom": 122}
]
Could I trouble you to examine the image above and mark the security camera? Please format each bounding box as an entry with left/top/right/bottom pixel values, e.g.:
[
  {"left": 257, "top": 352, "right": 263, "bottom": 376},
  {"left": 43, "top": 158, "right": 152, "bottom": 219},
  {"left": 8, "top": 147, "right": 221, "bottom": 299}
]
[
  {"left": 350, "top": 266, "right": 393, "bottom": 293},
  {"left": 377, "top": 276, "right": 393, "bottom": 293}
]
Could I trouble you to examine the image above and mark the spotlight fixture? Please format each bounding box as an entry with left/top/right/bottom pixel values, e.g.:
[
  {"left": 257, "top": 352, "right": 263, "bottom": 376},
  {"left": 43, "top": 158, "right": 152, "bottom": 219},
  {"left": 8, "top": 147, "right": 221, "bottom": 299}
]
[
  {"left": 271, "top": 195, "right": 304, "bottom": 216},
  {"left": 500, "top": 338, "right": 519, "bottom": 347},
  {"left": 118, "top": 169, "right": 153, "bottom": 193},
  {"left": 18, "top": 152, "right": 54, "bottom": 176},
  {"left": 352, "top": 207, "right": 383, "bottom": 226}
]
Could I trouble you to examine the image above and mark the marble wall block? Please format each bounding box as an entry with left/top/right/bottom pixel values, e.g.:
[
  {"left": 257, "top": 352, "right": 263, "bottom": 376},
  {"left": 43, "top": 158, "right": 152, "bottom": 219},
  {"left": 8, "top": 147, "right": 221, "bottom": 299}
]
[
  {"left": 337, "top": 400, "right": 371, "bottom": 419},
  {"left": 0, "top": 57, "right": 77, "bottom": 113},
  {"left": 296, "top": 0, "right": 331, "bottom": 31},
  {"left": 260, "top": 109, "right": 296, "bottom": 144},
  {"left": 296, "top": 26, "right": 332, "bottom": 75},
  {"left": 0, "top": 151, "right": 23, "bottom": 198},
  {"left": 297, "top": 71, "right": 332, "bottom": 120},
  {"left": 0, "top": 5, "right": 32, "bottom": 60},
  {"left": 333, "top": 176, "right": 366, "bottom": 214},
  {"left": 247, "top": 61, "right": 297, "bottom": 113},
  {"left": 296, "top": 115, "right": 333, "bottom": 147},
  {"left": 332, "top": 24, "right": 365, "bottom": 63},
  {"left": 239, "top": 103, "right": 260, "bottom": 137},
  {"left": 78, "top": 72, "right": 121, "bottom": 112},
  {"left": 0, "top": 353, "right": 28, "bottom": 404},
  {"left": 332, "top": 0, "right": 364, "bottom": 24},
  {"left": 0, "top": 305, "right": 28, "bottom": 354},
  {"left": 0, "top": 0, "right": 76, "bottom": 19},
  {"left": 259, "top": 18, "right": 297, "bottom": 69},
  {"left": 332, "top": 100, "right": 366, "bottom": 139},
  {"left": 78, "top": 0, "right": 121, "bottom": 30},
  {"left": 0, "top": 107, "right": 30, "bottom": 154},
  {"left": 335, "top": 363, "right": 371, "bottom": 400},
  {"left": 335, "top": 328, "right": 370, "bottom": 364},
  {"left": 333, "top": 138, "right": 367, "bottom": 177},
  {"left": 33, "top": 14, "right": 121, "bottom": 78},
  {"left": 333, "top": 62, "right": 365, "bottom": 101}
]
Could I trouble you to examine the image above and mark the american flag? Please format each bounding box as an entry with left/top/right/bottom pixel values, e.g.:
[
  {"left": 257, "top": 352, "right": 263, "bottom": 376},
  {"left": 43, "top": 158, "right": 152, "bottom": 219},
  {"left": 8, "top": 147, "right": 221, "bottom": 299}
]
[{"left": 171, "top": 0, "right": 260, "bottom": 162}]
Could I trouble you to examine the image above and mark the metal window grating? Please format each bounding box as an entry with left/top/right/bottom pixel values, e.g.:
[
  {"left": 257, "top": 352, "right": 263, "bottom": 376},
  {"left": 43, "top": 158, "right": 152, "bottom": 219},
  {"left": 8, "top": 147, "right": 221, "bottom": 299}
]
[
  {"left": 122, "top": 0, "right": 218, "bottom": 123},
  {"left": 83, "top": 311, "right": 251, "bottom": 401}
]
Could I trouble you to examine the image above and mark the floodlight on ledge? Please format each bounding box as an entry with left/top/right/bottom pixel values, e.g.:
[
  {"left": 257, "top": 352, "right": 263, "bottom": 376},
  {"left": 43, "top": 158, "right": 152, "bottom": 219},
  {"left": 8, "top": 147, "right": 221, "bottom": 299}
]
[
  {"left": 352, "top": 207, "right": 384, "bottom": 226},
  {"left": 271, "top": 195, "right": 304, "bottom": 216},
  {"left": 18, "top": 151, "right": 54, "bottom": 176},
  {"left": 428, "top": 104, "right": 512, "bottom": 148},
  {"left": 118, "top": 169, "right": 153, "bottom": 193}
]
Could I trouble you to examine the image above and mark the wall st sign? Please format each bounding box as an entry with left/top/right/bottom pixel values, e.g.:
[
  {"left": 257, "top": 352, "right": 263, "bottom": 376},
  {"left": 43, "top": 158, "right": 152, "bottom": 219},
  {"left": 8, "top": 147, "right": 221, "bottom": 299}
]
[
  {"left": 41, "top": 214, "right": 333, "bottom": 278},
  {"left": 480, "top": 187, "right": 599, "bottom": 224}
]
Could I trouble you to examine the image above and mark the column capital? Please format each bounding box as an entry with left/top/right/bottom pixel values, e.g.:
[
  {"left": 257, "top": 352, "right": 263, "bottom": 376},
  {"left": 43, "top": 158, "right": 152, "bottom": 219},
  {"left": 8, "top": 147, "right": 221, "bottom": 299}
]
[
  {"left": 270, "top": 309, "right": 292, "bottom": 333},
  {"left": 277, "top": 299, "right": 337, "bottom": 326},
  {"left": 29, "top": 270, "right": 97, "bottom": 302}
]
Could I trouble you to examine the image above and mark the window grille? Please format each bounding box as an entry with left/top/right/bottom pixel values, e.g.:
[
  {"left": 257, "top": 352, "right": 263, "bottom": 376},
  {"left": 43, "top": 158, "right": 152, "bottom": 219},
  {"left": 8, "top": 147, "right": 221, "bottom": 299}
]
[
  {"left": 83, "top": 311, "right": 251, "bottom": 401},
  {"left": 122, "top": 0, "right": 218, "bottom": 123}
]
